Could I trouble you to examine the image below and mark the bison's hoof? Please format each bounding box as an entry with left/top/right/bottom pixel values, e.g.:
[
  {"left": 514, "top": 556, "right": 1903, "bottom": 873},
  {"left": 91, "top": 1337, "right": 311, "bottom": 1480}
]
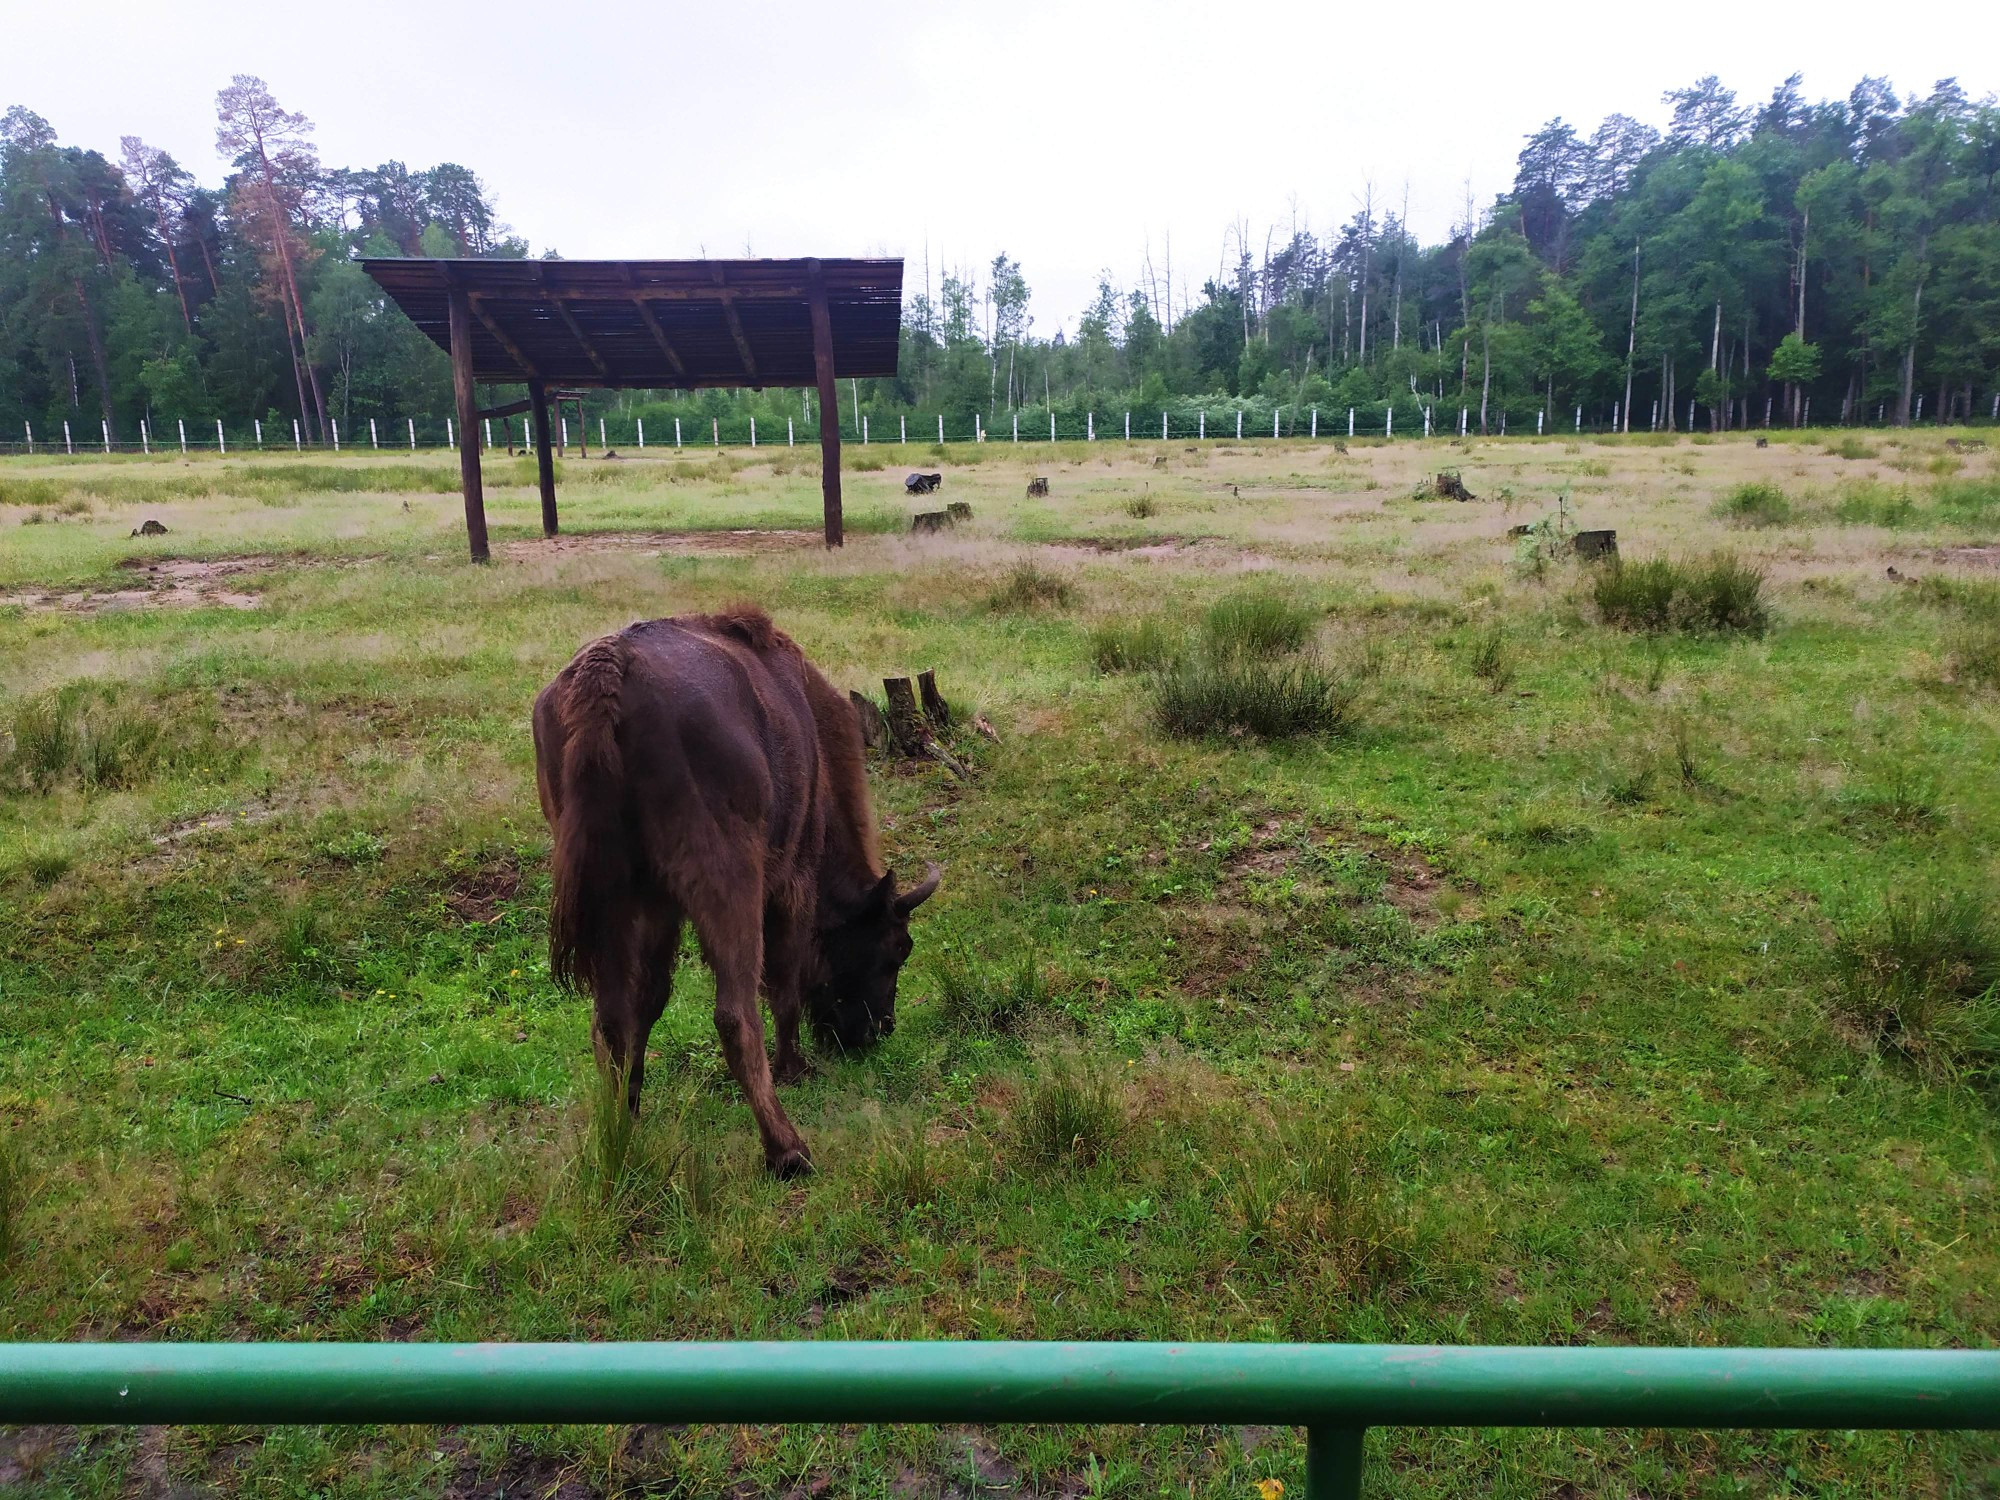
[
  {"left": 770, "top": 1146, "right": 816, "bottom": 1180},
  {"left": 772, "top": 1054, "right": 811, "bottom": 1086}
]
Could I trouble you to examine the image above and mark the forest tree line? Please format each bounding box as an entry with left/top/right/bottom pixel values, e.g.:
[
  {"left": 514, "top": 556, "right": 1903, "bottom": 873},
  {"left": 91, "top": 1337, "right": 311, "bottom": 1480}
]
[{"left": 2, "top": 72, "right": 1997, "bottom": 448}]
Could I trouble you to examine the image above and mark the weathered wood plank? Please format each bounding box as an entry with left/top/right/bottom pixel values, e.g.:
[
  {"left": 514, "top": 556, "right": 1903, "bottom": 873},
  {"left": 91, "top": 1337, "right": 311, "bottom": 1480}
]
[
  {"left": 529, "top": 379, "right": 558, "bottom": 538},
  {"left": 447, "top": 286, "right": 490, "bottom": 563},
  {"left": 807, "top": 259, "right": 843, "bottom": 549}
]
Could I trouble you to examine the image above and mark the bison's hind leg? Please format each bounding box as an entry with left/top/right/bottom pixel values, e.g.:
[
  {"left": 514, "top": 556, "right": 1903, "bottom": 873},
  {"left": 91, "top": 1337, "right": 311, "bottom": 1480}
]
[{"left": 591, "top": 905, "right": 684, "bottom": 1116}]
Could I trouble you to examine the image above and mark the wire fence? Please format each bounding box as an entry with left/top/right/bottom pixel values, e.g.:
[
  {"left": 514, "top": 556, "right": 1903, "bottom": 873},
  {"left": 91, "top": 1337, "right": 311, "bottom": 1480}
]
[{"left": 3, "top": 398, "right": 1995, "bottom": 459}]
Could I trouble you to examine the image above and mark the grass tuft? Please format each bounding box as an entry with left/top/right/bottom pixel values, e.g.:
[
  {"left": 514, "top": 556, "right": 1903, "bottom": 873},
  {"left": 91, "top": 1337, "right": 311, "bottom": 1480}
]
[
  {"left": 1203, "top": 589, "right": 1319, "bottom": 659},
  {"left": 1834, "top": 891, "right": 2000, "bottom": 1082},
  {"left": 1014, "top": 1049, "right": 1124, "bottom": 1170},
  {"left": 1468, "top": 626, "right": 1514, "bottom": 692},
  {"left": 930, "top": 950, "right": 1053, "bottom": 1035},
  {"left": 1124, "top": 495, "right": 1159, "bottom": 519},
  {"left": 1150, "top": 653, "right": 1357, "bottom": 740},
  {"left": 6, "top": 685, "right": 164, "bottom": 791},
  {"left": 1089, "top": 617, "right": 1177, "bottom": 674},
  {"left": 1715, "top": 483, "right": 1792, "bottom": 527},
  {"left": 989, "top": 563, "right": 1077, "bottom": 612},
  {"left": 1592, "top": 554, "right": 1768, "bottom": 635}
]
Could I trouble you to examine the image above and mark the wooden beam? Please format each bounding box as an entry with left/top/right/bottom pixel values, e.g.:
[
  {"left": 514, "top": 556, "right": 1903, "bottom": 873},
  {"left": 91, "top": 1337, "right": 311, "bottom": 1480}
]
[
  {"left": 536, "top": 265, "right": 611, "bottom": 379},
  {"left": 807, "top": 259, "right": 842, "bottom": 549},
  {"left": 446, "top": 286, "right": 490, "bottom": 563},
  {"left": 528, "top": 379, "right": 558, "bottom": 538},
  {"left": 713, "top": 269, "right": 759, "bottom": 384},
  {"left": 465, "top": 293, "right": 539, "bottom": 380},
  {"left": 629, "top": 301, "right": 688, "bottom": 377},
  {"left": 477, "top": 398, "right": 533, "bottom": 421}
]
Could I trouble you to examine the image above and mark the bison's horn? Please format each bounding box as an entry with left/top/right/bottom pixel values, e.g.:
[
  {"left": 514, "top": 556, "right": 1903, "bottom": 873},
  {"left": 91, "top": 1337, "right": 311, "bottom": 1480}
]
[{"left": 895, "top": 862, "right": 942, "bottom": 914}]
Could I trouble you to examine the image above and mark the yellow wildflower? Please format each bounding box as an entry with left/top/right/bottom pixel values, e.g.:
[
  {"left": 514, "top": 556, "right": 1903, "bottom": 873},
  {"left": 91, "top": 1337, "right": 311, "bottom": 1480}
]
[{"left": 1257, "top": 1481, "right": 1285, "bottom": 1500}]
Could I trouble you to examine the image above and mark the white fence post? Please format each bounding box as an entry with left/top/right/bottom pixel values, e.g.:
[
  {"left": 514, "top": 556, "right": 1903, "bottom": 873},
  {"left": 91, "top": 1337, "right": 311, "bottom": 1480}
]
[
  {"left": 1459, "top": 408, "right": 1467, "bottom": 437},
  {"left": 1423, "top": 407, "right": 1432, "bottom": 438},
  {"left": 1386, "top": 407, "right": 1393, "bottom": 439},
  {"left": 1199, "top": 411, "right": 1205, "bottom": 440},
  {"left": 638, "top": 418, "right": 646, "bottom": 448},
  {"left": 1916, "top": 395, "right": 1925, "bottom": 423},
  {"left": 674, "top": 418, "right": 682, "bottom": 449},
  {"left": 600, "top": 417, "right": 607, "bottom": 449},
  {"left": 939, "top": 414, "right": 945, "bottom": 444},
  {"left": 63, "top": 420, "right": 72, "bottom": 454},
  {"left": 1088, "top": 411, "right": 1095, "bottom": 441},
  {"left": 899, "top": 414, "right": 906, "bottom": 444},
  {"left": 140, "top": 420, "right": 149, "bottom": 454},
  {"left": 1013, "top": 413, "right": 1019, "bottom": 442},
  {"left": 1274, "top": 409, "right": 1280, "bottom": 439},
  {"left": 1651, "top": 401, "right": 1659, "bottom": 431},
  {"left": 1125, "top": 411, "right": 1131, "bottom": 441},
  {"left": 332, "top": 419, "right": 341, "bottom": 451},
  {"left": 1162, "top": 411, "right": 1168, "bottom": 440},
  {"left": 1049, "top": 411, "right": 1056, "bottom": 442},
  {"left": 1611, "top": 401, "right": 1620, "bottom": 431},
  {"left": 712, "top": 418, "right": 718, "bottom": 448},
  {"left": 217, "top": 419, "right": 226, "bottom": 454},
  {"left": 365, "top": 418, "right": 375, "bottom": 449},
  {"left": 1310, "top": 408, "right": 1318, "bottom": 438},
  {"left": 407, "top": 417, "right": 415, "bottom": 450},
  {"left": 787, "top": 418, "right": 793, "bottom": 447},
  {"left": 22, "top": 422, "right": 31, "bottom": 454},
  {"left": 1537, "top": 410, "right": 1544, "bottom": 435},
  {"left": 859, "top": 415, "right": 865, "bottom": 445},
  {"left": 752, "top": 416, "right": 759, "bottom": 446},
  {"left": 293, "top": 419, "right": 301, "bottom": 451},
  {"left": 177, "top": 419, "right": 186, "bottom": 454},
  {"left": 1234, "top": 410, "right": 1242, "bottom": 440},
  {"left": 449, "top": 417, "right": 457, "bottom": 448},
  {"left": 102, "top": 419, "right": 111, "bottom": 453},
  {"left": 255, "top": 419, "right": 263, "bottom": 448}
]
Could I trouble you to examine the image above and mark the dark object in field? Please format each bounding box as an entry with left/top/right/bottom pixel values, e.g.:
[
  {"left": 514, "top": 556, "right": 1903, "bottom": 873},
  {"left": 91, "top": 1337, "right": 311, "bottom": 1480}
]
[
  {"left": 1026, "top": 477, "right": 1049, "bottom": 498},
  {"left": 602, "top": 450, "right": 621, "bottom": 460},
  {"left": 1573, "top": 529, "right": 1619, "bottom": 562},
  {"left": 533, "top": 607, "right": 941, "bottom": 1178},
  {"left": 1946, "top": 437, "right": 1989, "bottom": 453},
  {"left": 1151, "top": 454, "right": 1166, "bottom": 467},
  {"left": 1755, "top": 437, "right": 1769, "bottom": 448},
  {"left": 1232, "top": 485, "right": 1240, "bottom": 498},
  {"left": 1333, "top": 440, "right": 1348, "bottom": 454},
  {"left": 1430, "top": 470, "right": 1476, "bottom": 502},
  {"left": 1886, "top": 565, "right": 1914, "bottom": 583},
  {"left": 1507, "top": 523, "right": 1533, "bottom": 539},
  {"left": 946, "top": 501, "right": 973, "bottom": 522},
  {"left": 849, "top": 690, "right": 889, "bottom": 752},
  {"left": 905, "top": 472, "right": 942, "bottom": 495},
  {"left": 911, "top": 511, "right": 951, "bottom": 534},
  {"left": 130, "top": 519, "right": 168, "bottom": 537}
]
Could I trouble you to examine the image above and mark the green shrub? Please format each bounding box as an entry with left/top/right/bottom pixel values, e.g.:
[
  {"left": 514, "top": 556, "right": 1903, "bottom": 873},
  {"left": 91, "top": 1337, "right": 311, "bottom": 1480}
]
[
  {"left": 1592, "top": 554, "right": 1768, "bottom": 635},
  {"left": 1832, "top": 482, "right": 1918, "bottom": 527},
  {"left": 988, "top": 564, "right": 1076, "bottom": 611},
  {"left": 1934, "top": 477, "right": 2000, "bottom": 522},
  {"left": 1469, "top": 626, "right": 1514, "bottom": 692},
  {"left": 1014, "top": 1050, "right": 1124, "bottom": 1170},
  {"left": 1834, "top": 891, "right": 2000, "bottom": 1081},
  {"left": 930, "top": 950, "right": 1052, "bottom": 1035},
  {"left": 1150, "top": 653, "right": 1357, "bottom": 740},
  {"left": 1826, "top": 436, "right": 1878, "bottom": 461},
  {"left": 1715, "top": 483, "right": 1792, "bottom": 527},
  {"left": 1203, "top": 589, "right": 1318, "bottom": 659},
  {"left": 1090, "top": 617, "right": 1177, "bottom": 674},
  {"left": 1125, "top": 495, "right": 1159, "bottom": 519},
  {"left": 1946, "top": 619, "right": 2000, "bottom": 688}
]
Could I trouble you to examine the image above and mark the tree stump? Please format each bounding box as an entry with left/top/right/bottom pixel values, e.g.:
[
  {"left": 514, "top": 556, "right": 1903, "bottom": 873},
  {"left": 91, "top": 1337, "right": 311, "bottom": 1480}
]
[
  {"left": 1573, "top": 529, "right": 1618, "bottom": 562},
  {"left": 918, "top": 669, "right": 950, "bottom": 729},
  {"left": 911, "top": 511, "right": 949, "bottom": 534},
  {"left": 1026, "top": 477, "right": 1049, "bottom": 497},
  {"left": 946, "top": 501, "right": 973, "bottom": 522},
  {"left": 849, "top": 690, "right": 889, "bottom": 753},
  {"left": 883, "top": 677, "right": 926, "bottom": 755}
]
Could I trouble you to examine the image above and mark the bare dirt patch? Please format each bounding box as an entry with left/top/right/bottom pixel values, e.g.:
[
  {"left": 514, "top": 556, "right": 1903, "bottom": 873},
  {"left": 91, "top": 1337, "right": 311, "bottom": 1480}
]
[
  {"left": 444, "top": 855, "right": 522, "bottom": 923},
  {"left": 0, "top": 555, "right": 291, "bottom": 612},
  {"left": 500, "top": 529, "right": 820, "bottom": 561},
  {"left": 1936, "top": 544, "right": 2000, "bottom": 568}
]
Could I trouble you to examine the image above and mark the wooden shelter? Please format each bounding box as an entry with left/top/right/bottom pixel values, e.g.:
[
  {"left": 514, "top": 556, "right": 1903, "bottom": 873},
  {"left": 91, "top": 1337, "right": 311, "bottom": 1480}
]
[{"left": 360, "top": 256, "right": 905, "bottom": 560}]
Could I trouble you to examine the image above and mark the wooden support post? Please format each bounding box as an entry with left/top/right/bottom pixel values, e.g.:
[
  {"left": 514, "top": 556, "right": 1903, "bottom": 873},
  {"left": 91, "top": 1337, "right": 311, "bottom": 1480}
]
[
  {"left": 807, "top": 258, "right": 843, "bottom": 548},
  {"left": 447, "top": 284, "right": 490, "bottom": 563},
  {"left": 529, "top": 380, "right": 558, "bottom": 537}
]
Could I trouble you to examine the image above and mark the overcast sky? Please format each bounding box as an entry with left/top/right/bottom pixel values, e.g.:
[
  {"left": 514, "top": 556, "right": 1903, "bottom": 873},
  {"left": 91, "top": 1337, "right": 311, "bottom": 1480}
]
[{"left": 8, "top": 0, "right": 1994, "bottom": 336}]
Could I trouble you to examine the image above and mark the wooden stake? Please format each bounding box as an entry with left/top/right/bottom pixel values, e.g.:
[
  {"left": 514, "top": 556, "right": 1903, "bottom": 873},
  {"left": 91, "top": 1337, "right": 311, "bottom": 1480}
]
[
  {"left": 529, "top": 379, "right": 558, "bottom": 538},
  {"left": 447, "top": 283, "right": 490, "bottom": 562},
  {"left": 807, "top": 258, "right": 844, "bottom": 548}
]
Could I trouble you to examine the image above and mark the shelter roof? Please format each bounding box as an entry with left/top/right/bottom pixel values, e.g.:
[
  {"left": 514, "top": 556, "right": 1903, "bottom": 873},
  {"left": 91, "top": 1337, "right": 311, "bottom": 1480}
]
[{"left": 360, "top": 256, "right": 903, "bottom": 389}]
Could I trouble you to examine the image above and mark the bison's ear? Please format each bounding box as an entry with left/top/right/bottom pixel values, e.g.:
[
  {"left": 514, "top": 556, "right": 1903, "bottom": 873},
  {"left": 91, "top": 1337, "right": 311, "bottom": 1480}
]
[
  {"left": 870, "top": 870, "right": 898, "bottom": 915},
  {"left": 895, "top": 862, "right": 942, "bottom": 915}
]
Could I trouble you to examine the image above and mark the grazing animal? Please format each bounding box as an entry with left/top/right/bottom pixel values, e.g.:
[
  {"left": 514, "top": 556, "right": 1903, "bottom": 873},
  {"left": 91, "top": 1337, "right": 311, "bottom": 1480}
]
[
  {"left": 533, "top": 607, "right": 941, "bottom": 1177},
  {"left": 905, "top": 472, "right": 942, "bottom": 495},
  {"left": 1026, "top": 477, "right": 1049, "bottom": 498},
  {"left": 1755, "top": 437, "right": 1769, "bottom": 448},
  {"left": 130, "top": 518, "right": 168, "bottom": 537}
]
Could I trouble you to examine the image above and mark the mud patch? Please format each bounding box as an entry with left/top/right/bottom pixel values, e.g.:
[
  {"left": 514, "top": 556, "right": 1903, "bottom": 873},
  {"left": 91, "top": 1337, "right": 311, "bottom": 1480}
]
[
  {"left": 0, "top": 554, "right": 291, "bottom": 612},
  {"left": 501, "top": 528, "right": 820, "bottom": 561},
  {"left": 1936, "top": 544, "right": 2000, "bottom": 568},
  {"left": 444, "top": 854, "right": 522, "bottom": 923},
  {"left": 446, "top": 1438, "right": 597, "bottom": 1500}
]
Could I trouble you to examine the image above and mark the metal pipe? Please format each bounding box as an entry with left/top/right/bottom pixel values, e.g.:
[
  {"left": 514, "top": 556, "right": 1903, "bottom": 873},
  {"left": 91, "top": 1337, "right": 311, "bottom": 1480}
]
[{"left": 4, "top": 1343, "right": 1996, "bottom": 1430}]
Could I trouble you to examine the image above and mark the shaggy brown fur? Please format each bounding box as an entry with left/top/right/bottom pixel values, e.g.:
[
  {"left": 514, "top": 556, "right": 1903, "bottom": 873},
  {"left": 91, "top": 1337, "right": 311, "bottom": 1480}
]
[{"left": 533, "top": 606, "right": 937, "bottom": 1177}]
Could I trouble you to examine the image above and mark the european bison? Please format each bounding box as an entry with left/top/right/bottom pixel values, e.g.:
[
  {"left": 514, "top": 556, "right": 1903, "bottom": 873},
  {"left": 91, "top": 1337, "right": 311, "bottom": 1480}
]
[
  {"left": 1026, "top": 477, "right": 1049, "bottom": 498},
  {"left": 533, "top": 607, "right": 940, "bottom": 1177},
  {"left": 905, "top": 472, "right": 942, "bottom": 495}
]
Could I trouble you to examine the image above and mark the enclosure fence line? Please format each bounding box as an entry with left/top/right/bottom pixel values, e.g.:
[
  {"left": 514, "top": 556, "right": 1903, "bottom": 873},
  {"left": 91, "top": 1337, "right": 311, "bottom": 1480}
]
[
  {"left": 4, "top": 397, "right": 1995, "bottom": 459},
  {"left": 2, "top": 1341, "right": 1996, "bottom": 1499}
]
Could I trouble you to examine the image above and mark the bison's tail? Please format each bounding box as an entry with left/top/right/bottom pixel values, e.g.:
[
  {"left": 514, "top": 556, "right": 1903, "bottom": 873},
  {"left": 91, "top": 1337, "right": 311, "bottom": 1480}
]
[{"left": 547, "top": 635, "right": 632, "bottom": 998}]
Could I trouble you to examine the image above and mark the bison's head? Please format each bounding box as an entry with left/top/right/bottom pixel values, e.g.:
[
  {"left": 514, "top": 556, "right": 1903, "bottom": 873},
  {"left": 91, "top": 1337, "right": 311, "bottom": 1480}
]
[{"left": 807, "top": 863, "right": 941, "bottom": 1052}]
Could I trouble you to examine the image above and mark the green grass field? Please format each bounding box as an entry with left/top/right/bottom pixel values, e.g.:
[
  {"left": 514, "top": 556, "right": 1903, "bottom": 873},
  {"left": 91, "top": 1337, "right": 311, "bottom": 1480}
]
[{"left": 2, "top": 431, "right": 1997, "bottom": 1496}]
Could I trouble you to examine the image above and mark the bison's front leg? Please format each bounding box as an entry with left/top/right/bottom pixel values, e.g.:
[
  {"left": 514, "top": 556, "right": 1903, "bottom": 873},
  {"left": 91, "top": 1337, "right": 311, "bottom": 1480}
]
[{"left": 763, "top": 909, "right": 812, "bottom": 1087}]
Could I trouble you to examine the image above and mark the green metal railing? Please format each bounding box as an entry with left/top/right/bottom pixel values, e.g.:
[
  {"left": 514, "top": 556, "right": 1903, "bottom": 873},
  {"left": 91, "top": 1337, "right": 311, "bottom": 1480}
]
[{"left": 4, "top": 1342, "right": 1997, "bottom": 1496}]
